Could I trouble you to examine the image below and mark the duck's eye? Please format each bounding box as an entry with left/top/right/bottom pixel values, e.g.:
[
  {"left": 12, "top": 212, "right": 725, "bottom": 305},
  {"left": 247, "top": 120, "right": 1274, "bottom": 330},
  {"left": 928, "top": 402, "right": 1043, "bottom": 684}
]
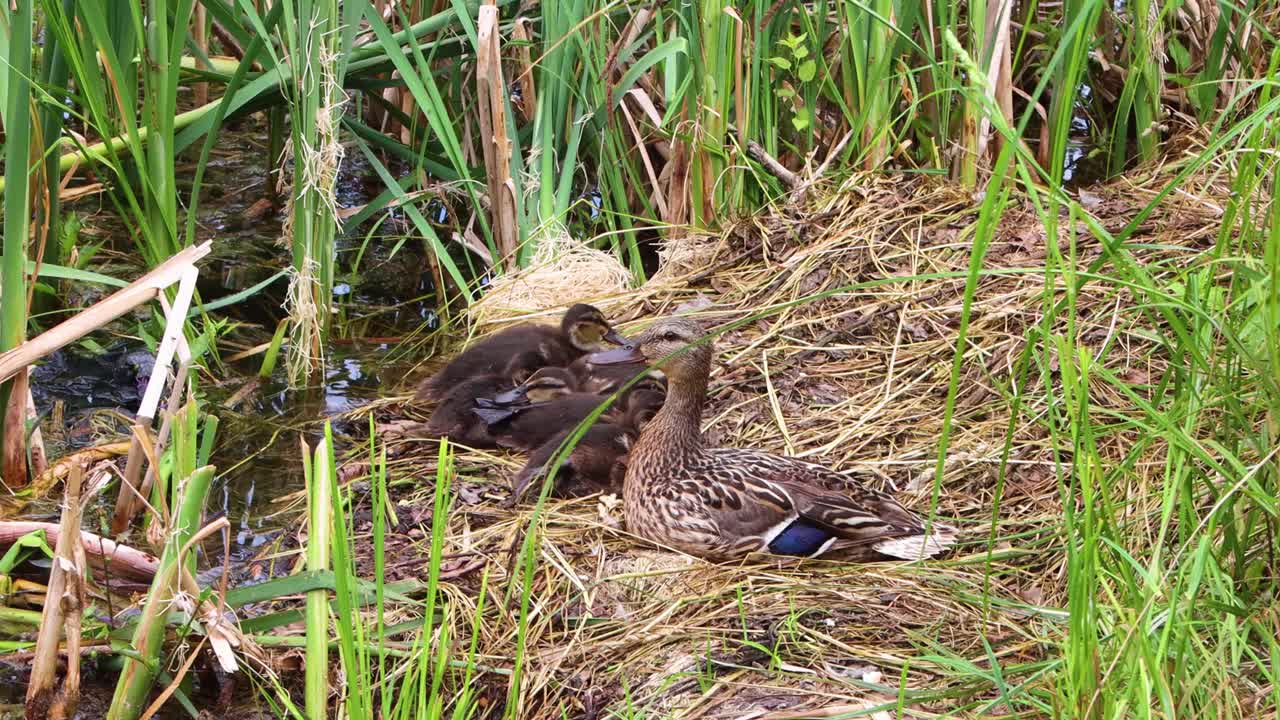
[{"left": 663, "top": 332, "right": 681, "bottom": 342}]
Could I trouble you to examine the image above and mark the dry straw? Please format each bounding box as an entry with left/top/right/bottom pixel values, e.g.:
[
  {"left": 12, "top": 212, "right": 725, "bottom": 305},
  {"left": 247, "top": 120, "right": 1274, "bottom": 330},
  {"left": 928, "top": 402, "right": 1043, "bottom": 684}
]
[
  {"left": 349, "top": 155, "right": 1238, "bottom": 718},
  {"left": 467, "top": 227, "right": 633, "bottom": 328}
]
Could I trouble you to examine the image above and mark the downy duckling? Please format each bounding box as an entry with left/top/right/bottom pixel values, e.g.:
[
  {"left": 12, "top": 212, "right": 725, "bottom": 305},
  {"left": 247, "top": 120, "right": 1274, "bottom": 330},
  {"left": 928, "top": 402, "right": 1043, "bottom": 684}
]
[
  {"left": 414, "top": 304, "right": 626, "bottom": 402},
  {"left": 423, "top": 351, "right": 546, "bottom": 448},
  {"left": 508, "top": 389, "right": 666, "bottom": 502},
  {"left": 471, "top": 367, "right": 627, "bottom": 453},
  {"left": 567, "top": 353, "right": 663, "bottom": 395}
]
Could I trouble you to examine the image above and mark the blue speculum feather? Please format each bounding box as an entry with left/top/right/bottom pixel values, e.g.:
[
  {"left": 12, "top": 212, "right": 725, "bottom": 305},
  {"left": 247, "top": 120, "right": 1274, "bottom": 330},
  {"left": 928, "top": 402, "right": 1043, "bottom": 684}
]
[{"left": 767, "top": 519, "right": 834, "bottom": 556}]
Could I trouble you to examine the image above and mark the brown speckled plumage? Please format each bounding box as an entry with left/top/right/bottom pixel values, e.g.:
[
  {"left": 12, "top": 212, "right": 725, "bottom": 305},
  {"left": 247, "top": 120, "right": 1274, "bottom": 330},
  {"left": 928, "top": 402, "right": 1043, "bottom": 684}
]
[{"left": 593, "top": 317, "right": 956, "bottom": 562}]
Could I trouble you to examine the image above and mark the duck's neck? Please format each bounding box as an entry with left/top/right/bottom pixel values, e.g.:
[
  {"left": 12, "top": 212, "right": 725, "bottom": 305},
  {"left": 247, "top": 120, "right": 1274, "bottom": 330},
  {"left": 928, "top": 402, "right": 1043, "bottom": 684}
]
[{"left": 631, "top": 362, "right": 708, "bottom": 468}]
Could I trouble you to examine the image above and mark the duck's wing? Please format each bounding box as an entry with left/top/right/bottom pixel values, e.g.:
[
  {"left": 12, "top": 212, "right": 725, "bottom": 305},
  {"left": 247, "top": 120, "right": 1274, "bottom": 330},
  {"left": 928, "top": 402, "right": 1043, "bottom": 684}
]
[
  {"left": 700, "top": 449, "right": 955, "bottom": 559},
  {"left": 472, "top": 400, "right": 549, "bottom": 426}
]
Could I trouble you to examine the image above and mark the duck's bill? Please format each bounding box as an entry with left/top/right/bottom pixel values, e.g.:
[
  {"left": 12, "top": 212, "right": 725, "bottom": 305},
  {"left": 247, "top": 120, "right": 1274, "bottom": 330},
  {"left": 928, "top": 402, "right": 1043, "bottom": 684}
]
[
  {"left": 603, "top": 329, "right": 629, "bottom": 345},
  {"left": 588, "top": 344, "right": 644, "bottom": 365}
]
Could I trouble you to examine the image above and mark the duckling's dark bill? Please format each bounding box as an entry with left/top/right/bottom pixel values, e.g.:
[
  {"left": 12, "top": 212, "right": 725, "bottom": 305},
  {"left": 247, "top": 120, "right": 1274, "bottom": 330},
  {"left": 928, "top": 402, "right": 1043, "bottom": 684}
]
[
  {"left": 604, "top": 329, "right": 629, "bottom": 345},
  {"left": 588, "top": 344, "right": 644, "bottom": 365},
  {"left": 488, "top": 386, "right": 529, "bottom": 405}
]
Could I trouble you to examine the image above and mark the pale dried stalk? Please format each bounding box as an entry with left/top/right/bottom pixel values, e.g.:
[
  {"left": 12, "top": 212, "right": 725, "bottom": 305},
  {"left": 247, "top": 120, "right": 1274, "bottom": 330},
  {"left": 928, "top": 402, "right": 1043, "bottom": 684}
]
[
  {"left": 476, "top": 3, "right": 519, "bottom": 269},
  {"left": 193, "top": 3, "right": 209, "bottom": 106},
  {"left": 24, "top": 463, "right": 86, "bottom": 720},
  {"left": 114, "top": 272, "right": 198, "bottom": 536},
  {"left": 975, "top": 0, "right": 1014, "bottom": 165}
]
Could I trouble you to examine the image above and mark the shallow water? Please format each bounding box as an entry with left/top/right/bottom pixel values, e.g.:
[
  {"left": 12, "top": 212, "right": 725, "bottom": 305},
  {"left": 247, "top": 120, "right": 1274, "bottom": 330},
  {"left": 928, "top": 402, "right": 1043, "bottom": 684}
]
[{"left": 26, "top": 115, "right": 437, "bottom": 565}]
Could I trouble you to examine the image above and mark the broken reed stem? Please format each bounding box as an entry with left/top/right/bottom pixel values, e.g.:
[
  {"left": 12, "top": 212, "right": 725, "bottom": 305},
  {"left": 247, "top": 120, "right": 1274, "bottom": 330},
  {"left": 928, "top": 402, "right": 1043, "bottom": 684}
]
[
  {"left": 2, "top": 369, "right": 30, "bottom": 488},
  {"left": 477, "top": 3, "right": 519, "bottom": 269},
  {"left": 113, "top": 269, "right": 197, "bottom": 536},
  {"left": 113, "top": 425, "right": 157, "bottom": 537},
  {"left": 0, "top": 241, "right": 211, "bottom": 386},
  {"left": 106, "top": 465, "right": 215, "bottom": 720},
  {"left": 24, "top": 462, "right": 86, "bottom": 720},
  {"left": 111, "top": 359, "right": 191, "bottom": 537}
]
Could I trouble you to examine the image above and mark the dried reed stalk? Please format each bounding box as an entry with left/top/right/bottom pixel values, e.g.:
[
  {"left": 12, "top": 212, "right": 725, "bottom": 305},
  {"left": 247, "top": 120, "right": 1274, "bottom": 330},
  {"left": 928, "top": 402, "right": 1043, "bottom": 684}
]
[
  {"left": 113, "top": 272, "right": 198, "bottom": 535},
  {"left": 24, "top": 463, "right": 86, "bottom": 720},
  {"left": 511, "top": 18, "right": 538, "bottom": 122},
  {"left": 2, "top": 369, "right": 29, "bottom": 488},
  {"left": 476, "top": 3, "right": 519, "bottom": 269}
]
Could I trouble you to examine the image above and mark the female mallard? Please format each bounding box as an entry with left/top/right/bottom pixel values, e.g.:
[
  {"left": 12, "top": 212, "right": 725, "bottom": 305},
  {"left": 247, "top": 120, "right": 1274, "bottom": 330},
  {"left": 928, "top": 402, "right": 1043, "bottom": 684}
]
[
  {"left": 588, "top": 318, "right": 956, "bottom": 562},
  {"left": 414, "top": 304, "right": 626, "bottom": 402}
]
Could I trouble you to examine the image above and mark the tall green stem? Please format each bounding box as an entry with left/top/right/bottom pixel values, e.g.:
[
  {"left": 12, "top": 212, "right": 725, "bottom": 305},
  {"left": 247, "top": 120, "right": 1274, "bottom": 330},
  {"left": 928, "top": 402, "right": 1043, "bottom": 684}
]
[
  {"left": 0, "top": 0, "right": 34, "bottom": 459},
  {"left": 304, "top": 435, "right": 333, "bottom": 719},
  {"left": 107, "top": 464, "right": 216, "bottom": 720}
]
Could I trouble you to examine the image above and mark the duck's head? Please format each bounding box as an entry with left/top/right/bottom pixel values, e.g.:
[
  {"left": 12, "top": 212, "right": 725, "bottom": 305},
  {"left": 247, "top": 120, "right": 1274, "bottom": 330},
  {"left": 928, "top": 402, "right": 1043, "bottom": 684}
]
[
  {"left": 562, "top": 304, "right": 628, "bottom": 352},
  {"left": 587, "top": 317, "right": 711, "bottom": 381}
]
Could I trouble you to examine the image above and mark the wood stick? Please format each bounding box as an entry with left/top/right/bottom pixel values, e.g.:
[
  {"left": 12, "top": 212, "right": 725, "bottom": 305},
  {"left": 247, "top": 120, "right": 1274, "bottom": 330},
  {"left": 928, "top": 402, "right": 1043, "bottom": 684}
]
[
  {"left": 0, "top": 522, "right": 160, "bottom": 583},
  {"left": 746, "top": 141, "right": 802, "bottom": 191},
  {"left": 0, "top": 241, "right": 211, "bottom": 386}
]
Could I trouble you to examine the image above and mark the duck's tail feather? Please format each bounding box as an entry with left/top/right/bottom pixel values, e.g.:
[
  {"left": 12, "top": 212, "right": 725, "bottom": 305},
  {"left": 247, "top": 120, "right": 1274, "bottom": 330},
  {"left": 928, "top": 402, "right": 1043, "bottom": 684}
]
[{"left": 872, "top": 525, "right": 957, "bottom": 560}]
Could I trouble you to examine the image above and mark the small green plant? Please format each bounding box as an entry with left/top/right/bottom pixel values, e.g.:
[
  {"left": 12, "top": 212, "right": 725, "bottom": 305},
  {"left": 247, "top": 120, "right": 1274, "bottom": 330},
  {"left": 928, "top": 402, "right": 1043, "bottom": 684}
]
[{"left": 771, "top": 33, "right": 818, "bottom": 133}]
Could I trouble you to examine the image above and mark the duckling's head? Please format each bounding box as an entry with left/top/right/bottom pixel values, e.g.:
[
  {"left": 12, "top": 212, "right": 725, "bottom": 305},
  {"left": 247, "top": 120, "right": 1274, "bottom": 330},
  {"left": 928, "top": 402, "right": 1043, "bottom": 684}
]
[
  {"left": 625, "top": 389, "right": 666, "bottom": 430},
  {"left": 587, "top": 317, "right": 712, "bottom": 382},
  {"left": 520, "top": 366, "right": 578, "bottom": 403},
  {"left": 504, "top": 351, "right": 549, "bottom": 385},
  {"left": 562, "top": 304, "right": 627, "bottom": 352}
]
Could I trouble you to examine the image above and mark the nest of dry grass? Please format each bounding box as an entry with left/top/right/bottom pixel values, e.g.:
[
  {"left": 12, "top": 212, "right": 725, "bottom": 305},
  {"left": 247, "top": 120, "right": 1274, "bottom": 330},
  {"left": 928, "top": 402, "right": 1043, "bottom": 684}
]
[{"left": 352, "top": 157, "right": 1236, "bottom": 718}]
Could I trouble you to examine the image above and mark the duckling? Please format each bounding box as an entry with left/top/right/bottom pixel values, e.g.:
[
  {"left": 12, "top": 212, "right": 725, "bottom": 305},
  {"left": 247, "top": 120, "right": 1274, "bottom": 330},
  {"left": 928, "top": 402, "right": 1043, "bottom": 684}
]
[
  {"left": 414, "top": 304, "right": 626, "bottom": 402},
  {"left": 587, "top": 317, "right": 957, "bottom": 562},
  {"left": 423, "top": 351, "right": 546, "bottom": 448},
  {"left": 471, "top": 367, "right": 627, "bottom": 453},
  {"left": 567, "top": 352, "right": 662, "bottom": 395},
  {"left": 508, "top": 389, "right": 666, "bottom": 502}
]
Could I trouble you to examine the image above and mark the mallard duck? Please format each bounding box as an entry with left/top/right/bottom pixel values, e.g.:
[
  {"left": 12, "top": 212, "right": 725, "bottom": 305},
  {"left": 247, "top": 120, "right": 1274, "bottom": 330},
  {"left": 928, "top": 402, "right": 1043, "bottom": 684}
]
[
  {"left": 414, "top": 304, "right": 625, "bottom": 402},
  {"left": 471, "top": 367, "right": 630, "bottom": 452},
  {"left": 423, "top": 351, "right": 547, "bottom": 447},
  {"left": 508, "top": 389, "right": 666, "bottom": 502},
  {"left": 587, "top": 317, "right": 956, "bottom": 562}
]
